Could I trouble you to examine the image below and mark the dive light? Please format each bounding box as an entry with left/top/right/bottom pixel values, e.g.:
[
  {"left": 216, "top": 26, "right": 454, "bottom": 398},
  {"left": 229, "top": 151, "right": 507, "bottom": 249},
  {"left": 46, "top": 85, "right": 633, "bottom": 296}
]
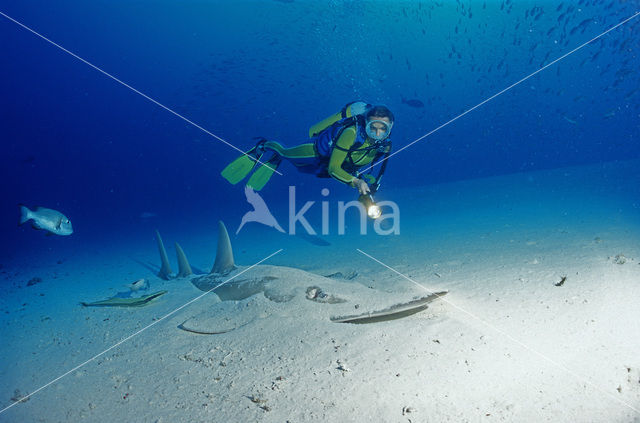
[{"left": 359, "top": 193, "right": 382, "bottom": 219}]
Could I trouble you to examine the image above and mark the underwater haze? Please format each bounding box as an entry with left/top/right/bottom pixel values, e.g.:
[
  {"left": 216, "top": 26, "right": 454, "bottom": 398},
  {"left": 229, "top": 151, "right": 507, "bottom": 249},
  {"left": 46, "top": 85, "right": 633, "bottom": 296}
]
[
  {"left": 1, "top": 0, "right": 640, "bottom": 421},
  {"left": 2, "top": 0, "right": 639, "bottom": 253}
]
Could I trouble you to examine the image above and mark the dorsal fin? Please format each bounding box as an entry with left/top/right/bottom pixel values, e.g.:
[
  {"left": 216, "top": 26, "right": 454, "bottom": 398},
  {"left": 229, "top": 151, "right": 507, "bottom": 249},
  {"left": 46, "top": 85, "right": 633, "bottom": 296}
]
[
  {"left": 211, "top": 221, "right": 235, "bottom": 274},
  {"left": 175, "top": 242, "right": 193, "bottom": 277},
  {"left": 155, "top": 230, "right": 173, "bottom": 280}
]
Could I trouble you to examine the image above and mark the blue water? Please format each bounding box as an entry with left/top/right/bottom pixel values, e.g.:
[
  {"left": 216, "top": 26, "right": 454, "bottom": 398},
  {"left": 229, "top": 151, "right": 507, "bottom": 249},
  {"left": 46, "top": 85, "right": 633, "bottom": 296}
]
[
  {"left": 2, "top": 0, "right": 639, "bottom": 258},
  {"left": 1, "top": 1, "right": 640, "bottom": 419}
]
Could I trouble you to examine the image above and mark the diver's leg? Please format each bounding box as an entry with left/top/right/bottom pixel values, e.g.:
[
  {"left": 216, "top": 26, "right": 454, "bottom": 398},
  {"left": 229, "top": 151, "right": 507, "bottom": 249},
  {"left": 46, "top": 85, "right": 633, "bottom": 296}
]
[
  {"left": 247, "top": 141, "right": 325, "bottom": 190},
  {"left": 263, "top": 141, "right": 322, "bottom": 169},
  {"left": 263, "top": 141, "right": 315, "bottom": 159}
]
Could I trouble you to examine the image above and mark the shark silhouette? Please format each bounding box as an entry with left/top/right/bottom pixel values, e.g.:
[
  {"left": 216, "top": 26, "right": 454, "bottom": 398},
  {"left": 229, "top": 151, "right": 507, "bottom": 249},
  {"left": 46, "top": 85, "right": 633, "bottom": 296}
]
[{"left": 236, "top": 186, "right": 284, "bottom": 234}]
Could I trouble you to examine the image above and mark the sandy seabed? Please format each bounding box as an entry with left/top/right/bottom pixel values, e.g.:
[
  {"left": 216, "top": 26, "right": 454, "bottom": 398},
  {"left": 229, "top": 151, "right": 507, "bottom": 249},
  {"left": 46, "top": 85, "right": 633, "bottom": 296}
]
[{"left": 1, "top": 160, "right": 639, "bottom": 422}]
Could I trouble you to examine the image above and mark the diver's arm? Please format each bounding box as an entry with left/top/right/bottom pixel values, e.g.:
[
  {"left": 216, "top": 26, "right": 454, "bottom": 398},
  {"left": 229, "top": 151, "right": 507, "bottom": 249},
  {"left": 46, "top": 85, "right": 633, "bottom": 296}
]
[
  {"left": 327, "top": 127, "right": 359, "bottom": 185},
  {"left": 352, "top": 178, "right": 371, "bottom": 195}
]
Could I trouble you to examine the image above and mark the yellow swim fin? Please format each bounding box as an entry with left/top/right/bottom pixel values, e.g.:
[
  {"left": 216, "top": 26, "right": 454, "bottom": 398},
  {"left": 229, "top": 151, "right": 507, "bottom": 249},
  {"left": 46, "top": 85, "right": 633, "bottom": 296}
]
[
  {"left": 221, "top": 144, "right": 264, "bottom": 185},
  {"left": 246, "top": 156, "right": 281, "bottom": 191}
]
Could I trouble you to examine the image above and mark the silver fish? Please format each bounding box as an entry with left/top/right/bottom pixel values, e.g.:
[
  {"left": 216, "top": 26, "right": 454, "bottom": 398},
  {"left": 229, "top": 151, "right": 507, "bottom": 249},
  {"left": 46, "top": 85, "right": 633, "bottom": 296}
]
[
  {"left": 128, "top": 278, "right": 149, "bottom": 292},
  {"left": 19, "top": 205, "right": 73, "bottom": 236}
]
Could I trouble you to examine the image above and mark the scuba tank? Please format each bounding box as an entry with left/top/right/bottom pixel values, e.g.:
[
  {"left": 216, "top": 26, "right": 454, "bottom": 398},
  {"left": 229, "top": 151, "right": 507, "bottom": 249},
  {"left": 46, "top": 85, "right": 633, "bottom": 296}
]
[{"left": 308, "top": 101, "right": 370, "bottom": 138}]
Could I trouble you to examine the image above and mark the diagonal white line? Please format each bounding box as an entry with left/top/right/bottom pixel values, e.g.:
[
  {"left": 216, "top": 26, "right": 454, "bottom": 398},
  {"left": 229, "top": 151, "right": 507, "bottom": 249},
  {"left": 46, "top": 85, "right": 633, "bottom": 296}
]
[
  {"left": 0, "top": 10, "right": 282, "bottom": 176},
  {"left": 356, "top": 248, "right": 640, "bottom": 415},
  {"left": 358, "top": 11, "right": 640, "bottom": 177},
  {"left": 0, "top": 249, "right": 283, "bottom": 415}
]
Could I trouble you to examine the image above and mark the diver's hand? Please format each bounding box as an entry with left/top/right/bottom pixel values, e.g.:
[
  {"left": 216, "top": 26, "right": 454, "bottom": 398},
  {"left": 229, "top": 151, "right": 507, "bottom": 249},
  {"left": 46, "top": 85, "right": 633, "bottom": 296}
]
[{"left": 352, "top": 178, "right": 370, "bottom": 195}]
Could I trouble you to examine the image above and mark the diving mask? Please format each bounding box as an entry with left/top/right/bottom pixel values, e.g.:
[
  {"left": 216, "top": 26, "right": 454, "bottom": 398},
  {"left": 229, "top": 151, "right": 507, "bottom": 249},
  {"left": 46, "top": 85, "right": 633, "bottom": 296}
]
[{"left": 365, "top": 119, "right": 393, "bottom": 141}]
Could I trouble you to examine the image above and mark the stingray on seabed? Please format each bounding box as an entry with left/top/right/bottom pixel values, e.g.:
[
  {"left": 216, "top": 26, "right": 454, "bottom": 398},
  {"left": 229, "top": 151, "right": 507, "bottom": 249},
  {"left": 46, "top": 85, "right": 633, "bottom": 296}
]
[{"left": 155, "top": 222, "right": 447, "bottom": 334}]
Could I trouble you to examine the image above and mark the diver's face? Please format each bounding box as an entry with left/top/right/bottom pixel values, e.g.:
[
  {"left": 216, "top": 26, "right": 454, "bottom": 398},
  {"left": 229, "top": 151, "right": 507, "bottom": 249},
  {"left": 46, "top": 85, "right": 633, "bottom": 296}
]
[{"left": 367, "top": 116, "right": 392, "bottom": 140}]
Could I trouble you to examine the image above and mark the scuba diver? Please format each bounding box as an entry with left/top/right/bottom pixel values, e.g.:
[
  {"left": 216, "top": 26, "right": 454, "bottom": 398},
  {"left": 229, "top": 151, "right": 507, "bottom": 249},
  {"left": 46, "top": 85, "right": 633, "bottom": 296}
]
[{"left": 221, "top": 101, "right": 394, "bottom": 199}]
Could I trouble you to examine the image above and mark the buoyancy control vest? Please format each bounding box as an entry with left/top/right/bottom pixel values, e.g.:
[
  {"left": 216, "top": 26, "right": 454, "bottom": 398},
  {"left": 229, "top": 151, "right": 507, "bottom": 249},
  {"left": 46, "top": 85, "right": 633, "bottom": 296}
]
[
  {"left": 309, "top": 102, "right": 392, "bottom": 189},
  {"left": 311, "top": 102, "right": 390, "bottom": 160}
]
